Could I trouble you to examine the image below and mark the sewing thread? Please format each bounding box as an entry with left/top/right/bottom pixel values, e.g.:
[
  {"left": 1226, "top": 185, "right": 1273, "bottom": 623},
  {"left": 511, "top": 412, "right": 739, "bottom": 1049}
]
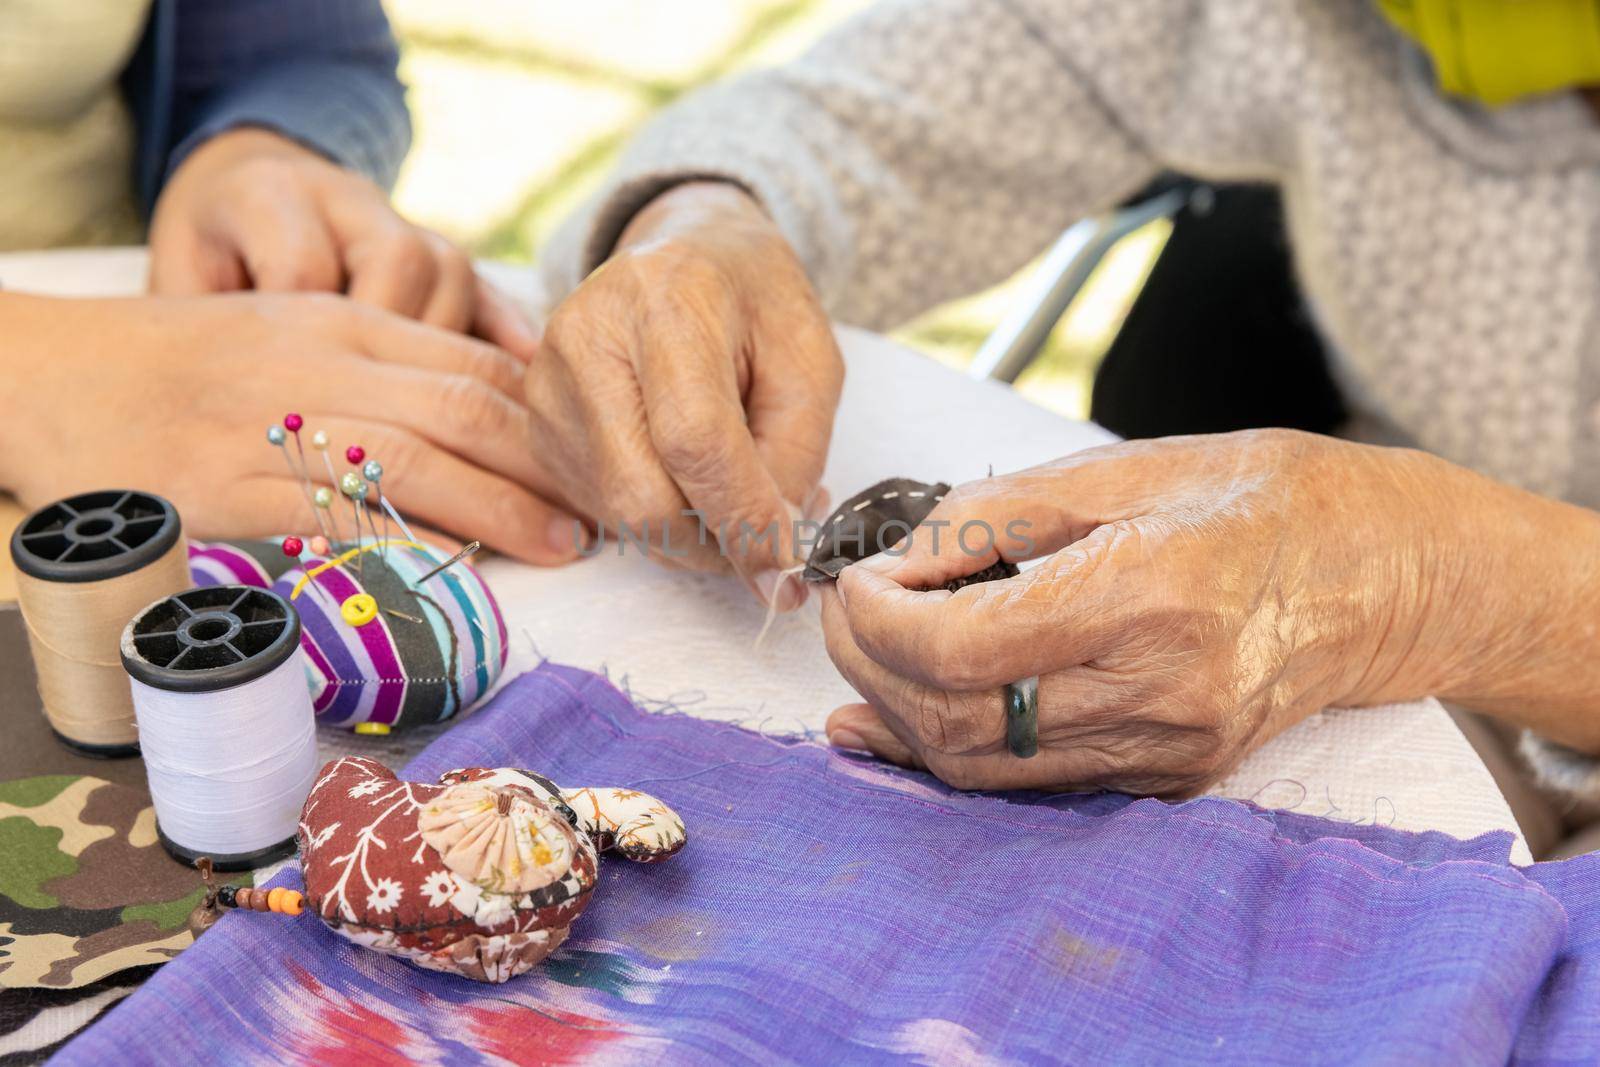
[
  {"left": 10, "top": 490, "right": 190, "bottom": 752},
  {"left": 121, "top": 585, "right": 318, "bottom": 869}
]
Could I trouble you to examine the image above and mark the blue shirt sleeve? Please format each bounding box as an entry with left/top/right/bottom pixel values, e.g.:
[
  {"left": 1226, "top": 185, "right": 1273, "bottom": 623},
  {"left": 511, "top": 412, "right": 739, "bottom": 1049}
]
[{"left": 161, "top": 0, "right": 412, "bottom": 192}]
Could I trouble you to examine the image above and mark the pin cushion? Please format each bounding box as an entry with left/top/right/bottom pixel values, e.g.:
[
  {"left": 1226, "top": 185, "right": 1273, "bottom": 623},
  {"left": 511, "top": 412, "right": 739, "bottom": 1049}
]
[
  {"left": 187, "top": 539, "right": 507, "bottom": 731},
  {"left": 297, "top": 757, "right": 686, "bottom": 982}
]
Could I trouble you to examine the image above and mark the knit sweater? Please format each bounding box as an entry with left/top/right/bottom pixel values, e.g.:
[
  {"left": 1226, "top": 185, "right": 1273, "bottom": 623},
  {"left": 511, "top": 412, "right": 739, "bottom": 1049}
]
[{"left": 540, "top": 0, "right": 1600, "bottom": 799}]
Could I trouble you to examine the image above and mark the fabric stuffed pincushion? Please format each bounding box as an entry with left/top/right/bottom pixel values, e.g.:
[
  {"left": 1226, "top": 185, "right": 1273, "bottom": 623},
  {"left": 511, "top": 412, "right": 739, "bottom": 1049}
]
[
  {"left": 187, "top": 540, "right": 507, "bottom": 730},
  {"left": 298, "top": 757, "right": 686, "bottom": 982}
]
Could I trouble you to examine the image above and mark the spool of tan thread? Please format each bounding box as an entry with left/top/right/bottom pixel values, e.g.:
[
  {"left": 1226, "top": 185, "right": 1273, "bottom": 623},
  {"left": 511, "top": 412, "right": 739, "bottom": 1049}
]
[{"left": 9, "top": 490, "right": 188, "bottom": 755}]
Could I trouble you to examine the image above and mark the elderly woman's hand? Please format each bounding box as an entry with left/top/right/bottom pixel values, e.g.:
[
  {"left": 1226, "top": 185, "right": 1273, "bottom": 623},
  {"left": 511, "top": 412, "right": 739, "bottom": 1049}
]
[
  {"left": 148, "top": 128, "right": 537, "bottom": 357},
  {"left": 525, "top": 181, "right": 843, "bottom": 611},
  {"left": 820, "top": 430, "right": 1504, "bottom": 796}
]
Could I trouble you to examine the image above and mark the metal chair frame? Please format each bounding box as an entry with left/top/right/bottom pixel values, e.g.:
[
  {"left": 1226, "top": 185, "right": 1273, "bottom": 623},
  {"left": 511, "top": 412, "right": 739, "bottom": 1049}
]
[{"left": 968, "top": 181, "right": 1205, "bottom": 384}]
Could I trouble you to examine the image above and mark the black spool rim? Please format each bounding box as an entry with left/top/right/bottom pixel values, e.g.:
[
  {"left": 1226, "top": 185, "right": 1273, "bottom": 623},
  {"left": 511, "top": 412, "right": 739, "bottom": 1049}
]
[
  {"left": 10, "top": 490, "right": 181, "bottom": 584},
  {"left": 49, "top": 728, "right": 141, "bottom": 760},
  {"left": 156, "top": 824, "right": 296, "bottom": 873},
  {"left": 120, "top": 585, "right": 302, "bottom": 694}
]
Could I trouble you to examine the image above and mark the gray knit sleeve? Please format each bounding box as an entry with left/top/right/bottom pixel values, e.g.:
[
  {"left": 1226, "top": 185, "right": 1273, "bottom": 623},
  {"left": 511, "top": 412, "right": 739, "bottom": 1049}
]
[{"left": 538, "top": 0, "right": 1193, "bottom": 330}]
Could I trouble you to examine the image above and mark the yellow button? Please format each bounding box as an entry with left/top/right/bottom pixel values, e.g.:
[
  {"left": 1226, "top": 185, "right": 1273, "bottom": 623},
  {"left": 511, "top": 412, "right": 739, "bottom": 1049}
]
[
  {"left": 354, "top": 722, "right": 391, "bottom": 736},
  {"left": 340, "top": 593, "right": 378, "bottom": 627}
]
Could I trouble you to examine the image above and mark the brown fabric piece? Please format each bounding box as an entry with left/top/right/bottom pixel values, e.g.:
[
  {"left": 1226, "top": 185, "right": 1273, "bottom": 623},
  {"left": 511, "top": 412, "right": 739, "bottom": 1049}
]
[
  {"left": 0, "top": 770, "right": 207, "bottom": 992},
  {"left": 445, "top": 926, "right": 570, "bottom": 983},
  {"left": 0, "top": 606, "right": 147, "bottom": 791},
  {"left": 0, "top": 491, "right": 24, "bottom": 603},
  {"left": 804, "top": 478, "right": 1019, "bottom": 589}
]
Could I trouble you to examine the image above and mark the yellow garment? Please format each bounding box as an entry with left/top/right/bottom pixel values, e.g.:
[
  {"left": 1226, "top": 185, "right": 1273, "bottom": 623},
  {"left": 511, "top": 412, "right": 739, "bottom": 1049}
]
[
  {"left": 1376, "top": 0, "right": 1600, "bottom": 105},
  {"left": 0, "top": 0, "right": 154, "bottom": 250}
]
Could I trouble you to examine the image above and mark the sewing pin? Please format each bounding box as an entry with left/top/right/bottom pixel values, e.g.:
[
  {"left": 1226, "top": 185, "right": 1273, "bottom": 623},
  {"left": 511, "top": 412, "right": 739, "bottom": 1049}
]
[
  {"left": 313, "top": 485, "right": 343, "bottom": 547},
  {"left": 385, "top": 607, "right": 423, "bottom": 624},
  {"left": 361, "top": 501, "right": 384, "bottom": 568},
  {"left": 340, "top": 471, "right": 368, "bottom": 578},
  {"left": 283, "top": 413, "right": 332, "bottom": 543},
  {"left": 311, "top": 431, "right": 345, "bottom": 548},
  {"left": 343, "top": 446, "right": 384, "bottom": 567},
  {"left": 344, "top": 446, "right": 372, "bottom": 560},
  {"left": 363, "top": 459, "right": 390, "bottom": 562},
  {"left": 267, "top": 425, "right": 326, "bottom": 537},
  {"left": 415, "top": 541, "right": 480, "bottom": 586},
  {"left": 280, "top": 535, "right": 331, "bottom": 610},
  {"left": 379, "top": 495, "right": 418, "bottom": 546}
]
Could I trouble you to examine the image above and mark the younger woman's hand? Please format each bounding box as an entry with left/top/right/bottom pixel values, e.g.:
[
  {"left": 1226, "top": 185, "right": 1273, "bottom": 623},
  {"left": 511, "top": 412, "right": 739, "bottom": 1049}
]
[
  {"left": 820, "top": 431, "right": 1488, "bottom": 796},
  {"left": 0, "top": 292, "right": 582, "bottom": 564},
  {"left": 148, "top": 128, "right": 538, "bottom": 359}
]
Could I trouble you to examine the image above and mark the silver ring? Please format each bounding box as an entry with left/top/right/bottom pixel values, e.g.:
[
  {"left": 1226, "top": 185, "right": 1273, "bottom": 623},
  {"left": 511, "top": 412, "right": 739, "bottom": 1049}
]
[{"left": 1004, "top": 676, "right": 1039, "bottom": 758}]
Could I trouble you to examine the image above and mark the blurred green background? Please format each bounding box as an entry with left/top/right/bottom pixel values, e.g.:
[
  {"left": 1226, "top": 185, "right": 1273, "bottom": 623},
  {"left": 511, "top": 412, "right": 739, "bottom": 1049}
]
[{"left": 383, "top": 0, "right": 1167, "bottom": 420}]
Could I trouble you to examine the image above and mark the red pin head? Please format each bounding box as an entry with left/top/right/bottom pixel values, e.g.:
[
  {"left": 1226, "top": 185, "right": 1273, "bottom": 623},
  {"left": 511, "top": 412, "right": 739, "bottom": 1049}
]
[
  {"left": 284, "top": 413, "right": 304, "bottom": 433},
  {"left": 345, "top": 445, "right": 365, "bottom": 465},
  {"left": 282, "top": 536, "right": 304, "bottom": 557}
]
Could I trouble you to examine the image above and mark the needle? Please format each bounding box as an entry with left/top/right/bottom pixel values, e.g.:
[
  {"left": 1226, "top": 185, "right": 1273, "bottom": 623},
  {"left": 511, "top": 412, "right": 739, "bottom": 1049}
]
[{"left": 416, "top": 541, "right": 480, "bottom": 585}]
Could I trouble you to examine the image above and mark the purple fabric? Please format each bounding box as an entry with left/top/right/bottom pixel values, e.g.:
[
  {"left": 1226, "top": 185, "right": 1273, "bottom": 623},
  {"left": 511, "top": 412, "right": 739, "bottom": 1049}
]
[{"left": 55, "top": 663, "right": 1600, "bottom": 1065}]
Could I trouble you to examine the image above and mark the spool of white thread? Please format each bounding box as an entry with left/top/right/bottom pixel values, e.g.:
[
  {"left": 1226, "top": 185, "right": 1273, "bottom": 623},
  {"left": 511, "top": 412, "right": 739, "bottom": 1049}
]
[{"left": 120, "top": 585, "right": 319, "bottom": 871}]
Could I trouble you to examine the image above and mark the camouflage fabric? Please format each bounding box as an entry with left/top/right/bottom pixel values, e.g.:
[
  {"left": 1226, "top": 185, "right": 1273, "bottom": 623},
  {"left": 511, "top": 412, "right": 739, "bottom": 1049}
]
[
  {"left": 0, "top": 775, "right": 239, "bottom": 990},
  {"left": 0, "top": 605, "right": 252, "bottom": 1062}
]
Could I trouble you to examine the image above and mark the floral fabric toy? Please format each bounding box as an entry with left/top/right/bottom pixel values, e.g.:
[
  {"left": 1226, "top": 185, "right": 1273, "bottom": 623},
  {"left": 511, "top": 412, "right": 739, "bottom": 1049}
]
[{"left": 297, "top": 756, "right": 686, "bottom": 982}]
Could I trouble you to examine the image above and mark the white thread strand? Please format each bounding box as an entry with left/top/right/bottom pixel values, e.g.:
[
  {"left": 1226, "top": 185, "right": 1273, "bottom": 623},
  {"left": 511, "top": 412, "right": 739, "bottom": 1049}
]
[
  {"left": 130, "top": 651, "right": 319, "bottom": 857},
  {"left": 753, "top": 562, "right": 808, "bottom": 650}
]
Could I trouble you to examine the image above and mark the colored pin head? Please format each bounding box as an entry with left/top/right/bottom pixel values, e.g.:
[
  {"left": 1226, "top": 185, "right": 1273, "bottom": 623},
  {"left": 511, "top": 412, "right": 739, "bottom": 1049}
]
[
  {"left": 311, "top": 430, "right": 329, "bottom": 451},
  {"left": 309, "top": 535, "right": 331, "bottom": 557},
  {"left": 340, "top": 472, "right": 368, "bottom": 500},
  {"left": 346, "top": 445, "right": 365, "bottom": 466},
  {"left": 267, "top": 425, "right": 286, "bottom": 446},
  {"left": 313, "top": 486, "right": 334, "bottom": 508},
  {"left": 362, "top": 460, "right": 383, "bottom": 483},
  {"left": 284, "top": 413, "right": 304, "bottom": 433},
  {"left": 282, "top": 536, "right": 304, "bottom": 557}
]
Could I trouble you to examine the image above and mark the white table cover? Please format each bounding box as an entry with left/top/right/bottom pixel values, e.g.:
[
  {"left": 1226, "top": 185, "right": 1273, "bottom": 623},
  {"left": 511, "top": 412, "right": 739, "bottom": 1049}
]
[{"left": 0, "top": 248, "right": 1528, "bottom": 862}]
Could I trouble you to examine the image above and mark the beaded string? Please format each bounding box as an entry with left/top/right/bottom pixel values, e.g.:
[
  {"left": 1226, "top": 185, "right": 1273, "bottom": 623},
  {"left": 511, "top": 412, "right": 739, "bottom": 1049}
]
[{"left": 188, "top": 857, "right": 304, "bottom": 937}]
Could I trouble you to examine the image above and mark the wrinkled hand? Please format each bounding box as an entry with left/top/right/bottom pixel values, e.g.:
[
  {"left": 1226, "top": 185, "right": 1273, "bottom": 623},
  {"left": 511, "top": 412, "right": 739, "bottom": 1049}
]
[
  {"left": 526, "top": 181, "right": 843, "bottom": 610},
  {"left": 148, "top": 128, "right": 536, "bottom": 356},
  {"left": 0, "top": 292, "right": 581, "bottom": 564},
  {"left": 822, "top": 430, "right": 1468, "bottom": 796}
]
